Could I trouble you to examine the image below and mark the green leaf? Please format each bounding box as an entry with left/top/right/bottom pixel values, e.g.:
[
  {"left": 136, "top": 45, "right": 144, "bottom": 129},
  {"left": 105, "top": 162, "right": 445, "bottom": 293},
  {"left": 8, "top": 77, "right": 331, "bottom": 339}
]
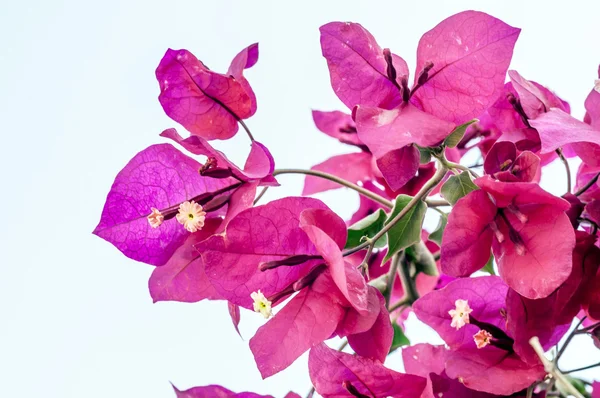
[
  {"left": 419, "top": 147, "right": 432, "bottom": 164},
  {"left": 441, "top": 171, "right": 478, "bottom": 206},
  {"left": 429, "top": 213, "right": 447, "bottom": 246},
  {"left": 444, "top": 119, "right": 478, "bottom": 148},
  {"left": 482, "top": 254, "right": 495, "bottom": 275},
  {"left": 405, "top": 241, "right": 438, "bottom": 276},
  {"left": 389, "top": 323, "right": 410, "bottom": 353},
  {"left": 384, "top": 195, "right": 427, "bottom": 262},
  {"left": 345, "top": 209, "right": 388, "bottom": 249}
]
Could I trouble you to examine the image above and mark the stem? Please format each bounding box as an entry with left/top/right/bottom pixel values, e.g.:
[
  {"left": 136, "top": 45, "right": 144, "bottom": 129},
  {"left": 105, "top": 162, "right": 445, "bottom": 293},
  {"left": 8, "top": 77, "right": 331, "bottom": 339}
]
[
  {"left": 529, "top": 337, "right": 584, "bottom": 398},
  {"left": 556, "top": 148, "right": 571, "bottom": 193},
  {"left": 273, "top": 168, "right": 393, "bottom": 208},
  {"left": 526, "top": 385, "right": 534, "bottom": 398},
  {"left": 388, "top": 297, "right": 410, "bottom": 312},
  {"left": 575, "top": 321, "right": 600, "bottom": 334},
  {"left": 563, "top": 361, "right": 600, "bottom": 374},
  {"left": 575, "top": 172, "right": 600, "bottom": 196},
  {"left": 397, "top": 253, "right": 419, "bottom": 305},
  {"left": 437, "top": 151, "right": 480, "bottom": 178},
  {"left": 238, "top": 119, "right": 255, "bottom": 141},
  {"left": 253, "top": 186, "right": 269, "bottom": 205},
  {"left": 556, "top": 317, "right": 586, "bottom": 362},
  {"left": 426, "top": 198, "right": 450, "bottom": 207},
  {"left": 341, "top": 163, "right": 448, "bottom": 258},
  {"left": 384, "top": 254, "right": 401, "bottom": 307}
]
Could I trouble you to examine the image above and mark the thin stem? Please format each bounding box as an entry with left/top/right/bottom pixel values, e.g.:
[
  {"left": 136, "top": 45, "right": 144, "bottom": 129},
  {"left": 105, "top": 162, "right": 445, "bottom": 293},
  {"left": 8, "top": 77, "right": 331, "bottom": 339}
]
[
  {"left": 384, "top": 254, "right": 401, "bottom": 307},
  {"left": 253, "top": 186, "right": 269, "bottom": 205},
  {"left": 529, "top": 337, "right": 584, "bottom": 398},
  {"left": 341, "top": 163, "right": 448, "bottom": 258},
  {"left": 398, "top": 252, "right": 419, "bottom": 304},
  {"left": 563, "top": 361, "right": 600, "bottom": 374},
  {"left": 388, "top": 297, "right": 410, "bottom": 312},
  {"left": 437, "top": 151, "right": 480, "bottom": 178},
  {"left": 556, "top": 148, "right": 571, "bottom": 193},
  {"left": 273, "top": 168, "right": 393, "bottom": 209},
  {"left": 426, "top": 198, "right": 450, "bottom": 207},
  {"left": 575, "top": 321, "right": 600, "bottom": 335},
  {"left": 575, "top": 172, "right": 600, "bottom": 196},
  {"left": 238, "top": 119, "right": 255, "bottom": 141},
  {"left": 556, "top": 317, "right": 586, "bottom": 362},
  {"left": 526, "top": 385, "right": 534, "bottom": 398}
]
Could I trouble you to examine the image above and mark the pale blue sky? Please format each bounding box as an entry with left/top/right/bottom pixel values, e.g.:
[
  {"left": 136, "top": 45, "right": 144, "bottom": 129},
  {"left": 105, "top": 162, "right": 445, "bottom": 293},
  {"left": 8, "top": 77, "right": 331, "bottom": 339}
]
[{"left": 1, "top": 1, "right": 599, "bottom": 397}]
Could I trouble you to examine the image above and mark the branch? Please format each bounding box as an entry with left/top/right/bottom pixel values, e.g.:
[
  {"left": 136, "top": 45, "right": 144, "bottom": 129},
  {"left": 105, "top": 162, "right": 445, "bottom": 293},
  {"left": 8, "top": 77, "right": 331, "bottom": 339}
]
[
  {"left": 273, "top": 168, "right": 393, "bottom": 208},
  {"left": 563, "top": 361, "right": 600, "bottom": 374},
  {"left": 556, "top": 148, "right": 571, "bottom": 194},
  {"left": 341, "top": 163, "right": 448, "bottom": 257},
  {"left": 384, "top": 254, "right": 401, "bottom": 307},
  {"left": 253, "top": 186, "right": 269, "bottom": 205},
  {"left": 575, "top": 172, "right": 600, "bottom": 196},
  {"left": 529, "top": 337, "right": 584, "bottom": 398}
]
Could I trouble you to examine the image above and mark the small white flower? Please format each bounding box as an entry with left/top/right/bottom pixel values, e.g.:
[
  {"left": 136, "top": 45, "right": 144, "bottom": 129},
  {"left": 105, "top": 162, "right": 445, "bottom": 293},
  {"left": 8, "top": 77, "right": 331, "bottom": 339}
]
[
  {"left": 251, "top": 290, "right": 273, "bottom": 319},
  {"left": 448, "top": 299, "right": 473, "bottom": 330},
  {"left": 175, "top": 200, "right": 206, "bottom": 233},
  {"left": 147, "top": 207, "right": 164, "bottom": 228}
]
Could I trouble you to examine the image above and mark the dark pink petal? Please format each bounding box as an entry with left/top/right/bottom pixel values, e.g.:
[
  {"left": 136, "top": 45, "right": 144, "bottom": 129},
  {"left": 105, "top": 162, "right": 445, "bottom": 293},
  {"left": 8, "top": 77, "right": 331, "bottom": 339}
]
[
  {"left": 335, "top": 287, "right": 380, "bottom": 336},
  {"left": 303, "top": 152, "right": 373, "bottom": 195},
  {"left": 445, "top": 348, "right": 544, "bottom": 395},
  {"left": 507, "top": 151, "right": 540, "bottom": 182},
  {"left": 218, "top": 182, "right": 259, "bottom": 234},
  {"left": 312, "top": 110, "right": 362, "bottom": 146},
  {"left": 413, "top": 276, "right": 509, "bottom": 350},
  {"left": 594, "top": 382, "right": 600, "bottom": 398},
  {"left": 508, "top": 70, "right": 566, "bottom": 119},
  {"left": 228, "top": 301, "right": 242, "bottom": 337},
  {"left": 356, "top": 103, "right": 455, "bottom": 158},
  {"left": 585, "top": 69, "right": 600, "bottom": 129},
  {"left": 156, "top": 49, "right": 257, "bottom": 140},
  {"left": 484, "top": 141, "right": 516, "bottom": 175},
  {"left": 198, "top": 197, "right": 330, "bottom": 308},
  {"left": 298, "top": 208, "right": 348, "bottom": 250},
  {"left": 227, "top": 43, "right": 259, "bottom": 116},
  {"left": 571, "top": 142, "right": 600, "bottom": 168},
  {"left": 93, "top": 144, "right": 233, "bottom": 266},
  {"left": 347, "top": 290, "right": 393, "bottom": 362},
  {"left": 320, "top": 22, "right": 408, "bottom": 109},
  {"left": 402, "top": 344, "right": 447, "bottom": 377},
  {"left": 300, "top": 210, "right": 369, "bottom": 313},
  {"left": 430, "top": 372, "right": 506, "bottom": 398},
  {"left": 575, "top": 163, "right": 600, "bottom": 202},
  {"left": 308, "top": 343, "right": 426, "bottom": 398},
  {"left": 402, "top": 343, "right": 448, "bottom": 398},
  {"left": 441, "top": 190, "right": 497, "bottom": 277},
  {"left": 161, "top": 128, "right": 276, "bottom": 183},
  {"left": 586, "top": 200, "right": 600, "bottom": 224},
  {"left": 249, "top": 272, "right": 346, "bottom": 379},
  {"left": 173, "top": 384, "right": 273, "bottom": 398},
  {"left": 149, "top": 219, "right": 222, "bottom": 302},
  {"left": 530, "top": 108, "right": 600, "bottom": 165},
  {"left": 493, "top": 205, "right": 575, "bottom": 299},
  {"left": 475, "top": 176, "right": 570, "bottom": 210},
  {"left": 563, "top": 193, "right": 585, "bottom": 228},
  {"left": 376, "top": 145, "right": 421, "bottom": 191},
  {"left": 413, "top": 11, "right": 520, "bottom": 124}
]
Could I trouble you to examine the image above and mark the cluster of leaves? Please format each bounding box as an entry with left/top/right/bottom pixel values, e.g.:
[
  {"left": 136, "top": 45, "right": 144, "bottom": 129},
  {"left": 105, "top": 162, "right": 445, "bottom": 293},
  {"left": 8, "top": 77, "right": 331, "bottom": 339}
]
[{"left": 94, "top": 10, "right": 600, "bottom": 398}]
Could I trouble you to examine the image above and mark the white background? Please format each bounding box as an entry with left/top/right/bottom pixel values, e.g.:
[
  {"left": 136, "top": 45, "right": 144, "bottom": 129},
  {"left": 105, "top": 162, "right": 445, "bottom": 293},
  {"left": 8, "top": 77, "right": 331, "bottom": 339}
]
[{"left": 1, "top": 0, "right": 600, "bottom": 396}]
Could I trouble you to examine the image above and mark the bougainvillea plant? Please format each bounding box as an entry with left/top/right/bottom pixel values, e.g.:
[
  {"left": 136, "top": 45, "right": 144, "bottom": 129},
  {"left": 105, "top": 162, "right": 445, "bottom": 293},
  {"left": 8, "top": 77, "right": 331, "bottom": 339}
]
[{"left": 93, "top": 10, "right": 600, "bottom": 398}]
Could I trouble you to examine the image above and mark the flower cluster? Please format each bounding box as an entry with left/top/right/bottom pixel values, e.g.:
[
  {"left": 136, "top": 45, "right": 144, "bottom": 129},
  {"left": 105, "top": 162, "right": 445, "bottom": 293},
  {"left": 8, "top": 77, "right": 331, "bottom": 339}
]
[{"left": 94, "top": 10, "right": 600, "bottom": 398}]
